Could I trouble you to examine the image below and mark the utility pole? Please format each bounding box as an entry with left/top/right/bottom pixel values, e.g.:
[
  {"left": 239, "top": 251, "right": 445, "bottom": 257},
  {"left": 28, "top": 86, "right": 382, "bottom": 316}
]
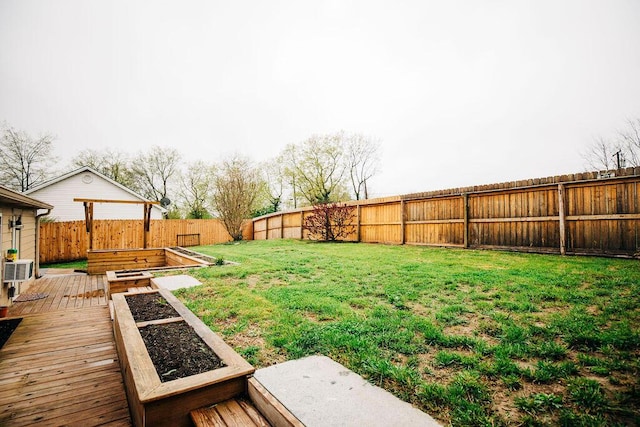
[{"left": 612, "top": 150, "right": 624, "bottom": 169}]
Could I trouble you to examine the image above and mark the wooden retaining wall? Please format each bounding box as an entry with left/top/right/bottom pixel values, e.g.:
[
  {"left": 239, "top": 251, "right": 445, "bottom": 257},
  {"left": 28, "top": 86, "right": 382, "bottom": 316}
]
[
  {"left": 253, "top": 167, "right": 640, "bottom": 257},
  {"left": 40, "top": 219, "right": 240, "bottom": 263},
  {"left": 87, "top": 248, "right": 166, "bottom": 275}
]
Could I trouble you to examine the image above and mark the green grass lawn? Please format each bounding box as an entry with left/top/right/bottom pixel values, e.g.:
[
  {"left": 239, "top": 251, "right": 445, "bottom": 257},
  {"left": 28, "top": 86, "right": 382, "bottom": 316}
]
[
  {"left": 171, "top": 240, "right": 639, "bottom": 426},
  {"left": 41, "top": 259, "right": 88, "bottom": 270}
]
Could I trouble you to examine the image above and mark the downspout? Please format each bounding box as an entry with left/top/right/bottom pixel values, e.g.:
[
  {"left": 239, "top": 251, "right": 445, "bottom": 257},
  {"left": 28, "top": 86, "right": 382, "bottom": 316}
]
[{"left": 35, "top": 208, "right": 52, "bottom": 278}]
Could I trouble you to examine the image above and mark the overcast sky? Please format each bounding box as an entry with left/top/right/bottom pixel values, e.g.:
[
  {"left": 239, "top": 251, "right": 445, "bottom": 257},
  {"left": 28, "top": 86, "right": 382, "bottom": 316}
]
[{"left": 1, "top": 1, "right": 639, "bottom": 198}]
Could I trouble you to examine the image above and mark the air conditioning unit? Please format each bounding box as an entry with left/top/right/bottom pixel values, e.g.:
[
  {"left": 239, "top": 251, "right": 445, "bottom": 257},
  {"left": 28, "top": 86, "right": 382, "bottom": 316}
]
[{"left": 4, "top": 260, "right": 34, "bottom": 282}]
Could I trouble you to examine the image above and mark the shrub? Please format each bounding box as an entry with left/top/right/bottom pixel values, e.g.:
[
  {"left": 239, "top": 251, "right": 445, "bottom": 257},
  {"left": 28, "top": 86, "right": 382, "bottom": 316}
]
[{"left": 302, "top": 202, "right": 356, "bottom": 241}]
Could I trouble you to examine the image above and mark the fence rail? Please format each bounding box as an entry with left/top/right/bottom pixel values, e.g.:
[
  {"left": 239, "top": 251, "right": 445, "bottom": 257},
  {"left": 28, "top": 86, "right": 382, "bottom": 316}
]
[
  {"left": 39, "top": 219, "right": 245, "bottom": 263},
  {"left": 252, "top": 167, "right": 640, "bottom": 257}
]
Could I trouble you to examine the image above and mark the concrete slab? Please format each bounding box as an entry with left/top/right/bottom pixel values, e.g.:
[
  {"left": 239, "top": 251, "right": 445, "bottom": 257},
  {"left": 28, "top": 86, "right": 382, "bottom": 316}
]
[
  {"left": 151, "top": 275, "right": 202, "bottom": 291},
  {"left": 254, "top": 355, "right": 441, "bottom": 427}
]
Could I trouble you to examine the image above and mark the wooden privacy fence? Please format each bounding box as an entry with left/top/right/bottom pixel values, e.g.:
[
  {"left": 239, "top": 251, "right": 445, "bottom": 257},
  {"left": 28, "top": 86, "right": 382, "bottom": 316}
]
[
  {"left": 39, "top": 219, "right": 249, "bottom": 263},
  {"left": 253, "top": 167, "right": 640, "bottom": 257}
]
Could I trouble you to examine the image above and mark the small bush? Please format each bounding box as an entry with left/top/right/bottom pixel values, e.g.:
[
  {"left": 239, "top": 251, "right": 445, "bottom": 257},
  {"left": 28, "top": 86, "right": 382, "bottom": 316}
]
[{"left": 302, "top": 202, "right": 356, "bottom": 241}]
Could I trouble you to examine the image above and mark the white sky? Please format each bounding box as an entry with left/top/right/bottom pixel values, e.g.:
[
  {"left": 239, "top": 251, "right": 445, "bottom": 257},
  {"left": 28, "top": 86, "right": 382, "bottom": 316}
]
[{"left": 1, "top": 1, "right": 639, "bottom": 198}]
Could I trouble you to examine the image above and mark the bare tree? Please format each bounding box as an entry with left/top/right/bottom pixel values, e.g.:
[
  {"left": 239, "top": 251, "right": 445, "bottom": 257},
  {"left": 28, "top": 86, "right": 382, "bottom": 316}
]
[
  {"left": 346, "top": 133, "right": 380, "bottom": 200},
  {"left": 71, "top": 148, "right": 134, "bottom": 187},
  {"left": 130, "top": 146, "right": 181, "bottom": 202},
  {"left": 0, "top": 124, "right": 57, "bottom": 191},
  {"left": 260, "top": 158, "right": 286, "bottom": 214},
  {"left": 178, "top": 161, "right": 215, "bottom": 219},
  {"left": 211, "top": 156, "right": 262, "bottom": 240},
  {"left": 618, "top": 118, "right": 640, "bottom": 167},
  {"left": 581, "top": 136, "right": 621, "bottom": 171},
  {"left": 280, "top": 144, "right": 302, "bottom": 208},
  {"left": 582, "top": 118, "right": 640, "bottom": 171}
]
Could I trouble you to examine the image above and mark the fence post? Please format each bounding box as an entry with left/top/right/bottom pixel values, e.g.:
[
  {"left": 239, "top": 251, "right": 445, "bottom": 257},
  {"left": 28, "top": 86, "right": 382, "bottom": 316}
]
[
  {"left": 463, "top": 193, "right": 469, "bottom": 248},
  {"left": 356, "top": 204, "right": 361, "bottom": 242},
  {"left": 300, "top": 211, "right": 304, "bottom": 240},
  {"left": 400, "top": 199, "right": 406, "bottom": 244},
  {"left": 280, "top": 213, "right": 284, "bottom": 239},
  {"left": 558, "top": 184, "right": 567, "bottom": 255}
]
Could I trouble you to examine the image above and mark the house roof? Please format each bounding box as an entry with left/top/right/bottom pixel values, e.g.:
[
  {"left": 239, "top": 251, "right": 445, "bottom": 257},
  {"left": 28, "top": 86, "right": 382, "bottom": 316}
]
[
  {"left": 0, "top": 185, "right": 54, "bottom": 210},
  {"left": 25, "top": 166, "right": 167, "bottom": 213}
]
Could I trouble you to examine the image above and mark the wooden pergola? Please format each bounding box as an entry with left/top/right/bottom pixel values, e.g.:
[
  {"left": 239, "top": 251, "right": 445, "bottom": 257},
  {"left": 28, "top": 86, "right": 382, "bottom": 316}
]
[{"left": 74, "top": 198, "right": 160, "bottom": 250}]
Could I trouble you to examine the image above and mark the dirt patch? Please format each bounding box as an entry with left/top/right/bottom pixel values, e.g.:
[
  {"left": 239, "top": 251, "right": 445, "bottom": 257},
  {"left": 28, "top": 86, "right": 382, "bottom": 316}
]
[
  {"left": 139, "top": 321, "right": 225, "bottom": 382},
  {"left": 246, "top": 275, "right": 261, "bottom": 289},
  {"left": 126, "top": 293, "right": 180, "bottom": 322},
  {"left": 585, "top": 305, "right": 601, "bottom": 315},
  {"left": 0, "top": 318, "right": 22, "bottom": 349}
]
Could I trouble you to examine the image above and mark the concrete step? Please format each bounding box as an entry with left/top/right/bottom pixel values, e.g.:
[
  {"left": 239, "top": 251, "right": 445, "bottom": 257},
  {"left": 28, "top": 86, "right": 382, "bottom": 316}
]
[{"left": 253, "top": 356, "right": 441, "bottom": 427}]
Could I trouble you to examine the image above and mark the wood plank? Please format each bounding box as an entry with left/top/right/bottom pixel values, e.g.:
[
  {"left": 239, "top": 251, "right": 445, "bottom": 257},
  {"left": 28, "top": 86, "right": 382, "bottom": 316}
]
[
  {"left": 558, "top": 184, "right": 567, "bottom": 255},
  {"left": 190, "top": 398, "right": 270, "bottom": 427},
  {"left": 566, "top": 213, "right": 640, "bottom": 221},
  {"left": 248, "top": 377, "right": 303, "bottom": 427},
  {"left": 1, "top": 381, "right": 126, "bottom": 417},
  {"left": 469, "top": 216, "right": 559, "bottom": 223},
  {"left": 406, "top": 219, "right": 464, "bottom": 224},
  {"left": 216, "top": 399, "right": 260, "bottom": 426},
  {"left": 191, "top": 406, "right": 226, "bottom": 426},
  {"left": 74, "top": 198, "right": 160, "bottom": 205},
  {"left": 135, "top": 316, "right": 183, "bottom": 328},
  {"left": 238, "top": 399, "right": 271, "bottom": 427}
]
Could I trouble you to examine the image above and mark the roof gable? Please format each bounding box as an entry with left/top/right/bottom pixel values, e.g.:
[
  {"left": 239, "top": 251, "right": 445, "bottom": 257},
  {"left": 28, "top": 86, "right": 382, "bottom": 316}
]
[{"left": 25, "top": 166, "right": 166, "bottom": 213}]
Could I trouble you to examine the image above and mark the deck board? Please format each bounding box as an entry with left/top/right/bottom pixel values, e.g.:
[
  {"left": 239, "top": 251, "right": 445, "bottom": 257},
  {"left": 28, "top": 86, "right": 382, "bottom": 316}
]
[
  {"left": 1, "top": 300, "right": 131, "bottom": 426},
  {"left": 8, "top": 273, "right": 106, "bottom": 316},
  {"left": 191, "top": 397, "right": 271, "bottom": 427}
]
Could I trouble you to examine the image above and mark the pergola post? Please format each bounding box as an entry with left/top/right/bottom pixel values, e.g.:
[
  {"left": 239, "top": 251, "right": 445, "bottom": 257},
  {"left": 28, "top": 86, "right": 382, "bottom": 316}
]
[
  {"left": 84, "top": 202, "right": 94, "bottom": 250},
  {"left": 75, "top": 198, "right": 160, "bottom": 251}
]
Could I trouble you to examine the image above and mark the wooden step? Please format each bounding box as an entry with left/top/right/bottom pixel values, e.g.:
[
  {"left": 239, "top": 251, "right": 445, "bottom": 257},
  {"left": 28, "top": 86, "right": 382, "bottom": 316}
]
[{"left": 191, "top": 397, "right": 270, "bottom": 427}]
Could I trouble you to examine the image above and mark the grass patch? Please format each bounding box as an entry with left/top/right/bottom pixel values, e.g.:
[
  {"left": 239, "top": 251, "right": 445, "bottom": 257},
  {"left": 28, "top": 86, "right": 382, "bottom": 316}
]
[
  {"left": 41, "top": 259, "right": 88, "bottom": 270},
  {"left": 176, "top": 240, "right": 640, "bottom": 426}
]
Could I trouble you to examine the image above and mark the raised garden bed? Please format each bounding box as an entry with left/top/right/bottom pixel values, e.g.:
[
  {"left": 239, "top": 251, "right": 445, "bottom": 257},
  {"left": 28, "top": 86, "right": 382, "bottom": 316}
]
[
  {"left": 106, "top": 270, "right": 154, "bottom": 297},
  {"left": 112, "top": 288, "right": 254, "bottom": 427},
  {"left": 89, "top": 247, "right": 211, "bottom": 275}
]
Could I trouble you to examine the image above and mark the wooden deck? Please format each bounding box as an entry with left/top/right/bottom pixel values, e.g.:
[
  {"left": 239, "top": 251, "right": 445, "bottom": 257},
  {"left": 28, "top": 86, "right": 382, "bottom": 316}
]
[
  {"left": 7, "top": 272, "right": 108, "bottom": 316},
  {"left": 1, "top": 274, "right": 131, "bottom": 426}
]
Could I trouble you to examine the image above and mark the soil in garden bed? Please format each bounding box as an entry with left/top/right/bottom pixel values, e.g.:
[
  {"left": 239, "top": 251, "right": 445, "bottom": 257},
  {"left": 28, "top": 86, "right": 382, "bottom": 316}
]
[
  {"left": 0, "top": 318, "right": 22, "bottom": 349},
  {"left": 126, "top": 293, "right": 180, "bottom": 322},
  {"left": 139, "top": 321, "right": 226, "bottom": 382}
]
